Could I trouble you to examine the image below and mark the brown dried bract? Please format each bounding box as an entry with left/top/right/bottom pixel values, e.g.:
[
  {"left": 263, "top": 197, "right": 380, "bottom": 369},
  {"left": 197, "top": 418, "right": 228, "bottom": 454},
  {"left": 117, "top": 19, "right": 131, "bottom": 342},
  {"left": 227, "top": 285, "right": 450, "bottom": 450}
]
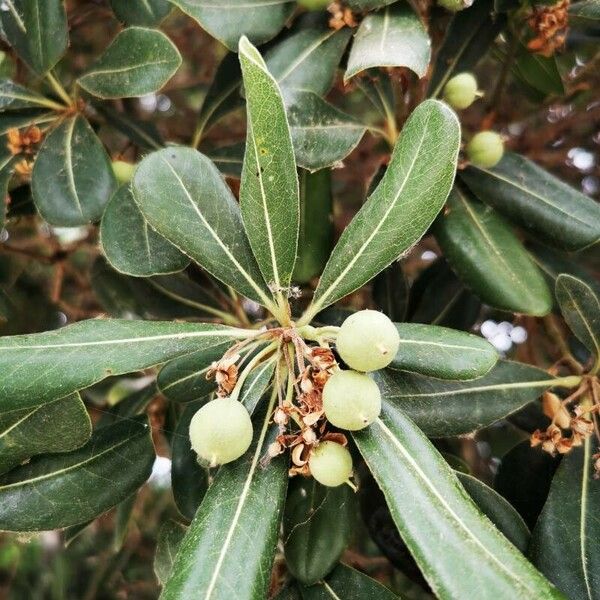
[
  {"left": 7, "top": 126, "right": 43, "bottom": 156},
  {"left": 527, "top": 0, "right": 569, "bottom": 57},
  {"left": 328, "top": 2, "right": 358, "bottom": 30},
  {"left": 206, "top": 353, "right": 239, "bottom": 396}
]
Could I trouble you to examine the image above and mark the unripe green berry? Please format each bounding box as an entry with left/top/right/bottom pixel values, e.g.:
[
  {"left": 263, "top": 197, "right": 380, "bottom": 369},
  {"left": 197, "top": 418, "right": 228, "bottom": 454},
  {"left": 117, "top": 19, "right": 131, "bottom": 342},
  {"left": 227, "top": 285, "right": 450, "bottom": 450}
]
[
  {"left": 323, "top": 370, "right": 381, "bottom": 431},
  {"left": 111, "top": 160, "right": 136, "bottom": 184},
  {"left": 443, "top": 73, "right": 479, "bottom": 110},
  {"left": 466, "top": 131, "right": 505, "bottom": 169},
  {"left": 298, "top": 0, "right": 330, "bottom": 9},
  {"left": 189, "top": 397, "right": 253, "bottom": 466},
  {"left": 336, "top": 310, "right": 400, "bottom": 372},
  {"left": 437, "top": 0, "right": 474, "bottom": 11},
  {"left": 309, "top": 441, "right": 353, "bottom": 487}
]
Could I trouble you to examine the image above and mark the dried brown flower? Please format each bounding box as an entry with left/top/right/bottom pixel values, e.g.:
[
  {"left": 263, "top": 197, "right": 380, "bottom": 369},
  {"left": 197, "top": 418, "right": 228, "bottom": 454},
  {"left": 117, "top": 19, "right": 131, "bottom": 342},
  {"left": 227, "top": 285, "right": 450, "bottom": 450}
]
[
  {"left": 527, "top": 0, "right": 569, "bottom": 57},
  {"left": 328, "top": 2, "right": 358, "bottom": 30},
  {"left": 206, "top": 353, "right": 239, "bottom": 396},
  {"left": 7, "top": 126, "right": 43, "bottom": 156}
]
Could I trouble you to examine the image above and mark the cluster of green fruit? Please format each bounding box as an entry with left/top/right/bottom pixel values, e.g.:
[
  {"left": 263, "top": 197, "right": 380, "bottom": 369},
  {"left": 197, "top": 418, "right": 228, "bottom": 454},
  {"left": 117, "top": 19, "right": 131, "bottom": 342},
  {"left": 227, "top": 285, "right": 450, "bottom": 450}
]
[
  {"left": 188, "top": 310, "right": 400, "bottom": 488},
  {"left": 442, "top": 72, "right": 505, "bottom": 169}
]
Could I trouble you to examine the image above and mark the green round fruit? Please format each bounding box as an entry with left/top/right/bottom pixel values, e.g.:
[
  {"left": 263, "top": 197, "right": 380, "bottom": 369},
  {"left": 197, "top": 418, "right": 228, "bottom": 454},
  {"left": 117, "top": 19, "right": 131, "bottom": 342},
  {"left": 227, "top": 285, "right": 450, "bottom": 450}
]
[
  {"left": 443, "top": 73, "right": 479, "bottom": 110},
  {"left": 336, "top": 309, "right": 400, "bottom": 372},
  {"left": 437, "top": 0, "right": 474, "bottom": 11},
  {"left": 309, "top": 441, "right": 353, "bottom": 487},
  {"left": 466, "top": 131, "right": 505, "bottom": 169},
  {"left": 189, "top": 397, "right": 253, "bottom": 466},
  {"left": 323, "top": 370, "right": 381, "bottom": 431},
  {"left": 298, "top": 0, "right": 330, "bottom": 9},
  {"left": 111, "top": 160, "right": 136, "bottom": 184}
]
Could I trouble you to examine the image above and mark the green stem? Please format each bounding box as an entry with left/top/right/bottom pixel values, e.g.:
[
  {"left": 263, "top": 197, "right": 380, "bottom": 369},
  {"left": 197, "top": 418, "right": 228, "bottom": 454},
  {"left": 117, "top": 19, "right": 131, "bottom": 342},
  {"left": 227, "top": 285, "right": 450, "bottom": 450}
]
[
  {"left": 46, "top": 72, "right": 72, "bottom": 107},
  {"left": 230, "top": 342, "right": 278, "bottom": 402},
  {"left": 549, "top": 375, "right": 584, "bottom": 389}
]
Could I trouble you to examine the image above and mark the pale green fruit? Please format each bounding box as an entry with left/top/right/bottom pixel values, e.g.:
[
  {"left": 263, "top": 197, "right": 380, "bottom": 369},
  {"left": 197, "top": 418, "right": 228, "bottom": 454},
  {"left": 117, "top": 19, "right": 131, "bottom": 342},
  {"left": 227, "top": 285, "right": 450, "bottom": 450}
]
[
  {"left": 309, "top": 441, "right": 353, "bottom": 487},
  {"left": 189, "top": 397, "right": 253, "bottom": 466},
  {"left": 336, "top": 309, "right": 400, "bottom": 372},
  {"left": 443, "top": 73, "right": 479, "bottom": 110},
  {"left": 466, "top": 131, "right": 505, "bottom": 169},
  {"left": 111, "top": 160, "right": 136, "bottom": 184},
  {"left": 323, "top": 370, "right": 381, "bottom": 431},
  {"left": 298, "top": 0, "right": 330, "bottom": 9},
  {"left": 437, "top": 0, "right": 474, "bottom": 11}
]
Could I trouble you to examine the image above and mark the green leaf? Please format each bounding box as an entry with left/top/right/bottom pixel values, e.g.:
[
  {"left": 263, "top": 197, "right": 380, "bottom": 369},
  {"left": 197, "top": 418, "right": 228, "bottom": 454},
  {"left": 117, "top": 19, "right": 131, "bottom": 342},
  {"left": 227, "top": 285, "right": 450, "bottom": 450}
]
[
  {"left": 529, "top": 439, "right": 599, "bottom": 599},
  {"left": 346, "top": 0, "right": 398, "bottom": 8},
  {"left": 373, "top": 262, "right": 409, "bottom": 323},
  {"left": 0, "top": 109, "right": 55, "bottom": 136},
  {"left": 78, "top": 27, "right": 182, "bottom": 99},
  {"left": 162, "top": 397, "right": 288, "bottom": 599},
  {"left": 569, "top": 0, "right": 600, "bottom": 21},
  {"left": 345, "top": 4, "right": 431, "bottom": 81},
  {"left": 0, "top": 0, "right": 68, "bottom": 75},
  {"left": 113, "top": 493, "right": 137, "bottom": 551},
  {"left": 31, "top": 115, "right": 117, "bottom": 226},
  {"left": 286, "top": 90, "right": 366, "bottom": 172},
  {"left": 433, "top": 186, "right": 553, "bottom": 316},
  {"left": 195, "top": 53, "right": 242, "bottom": 142},
  {"left": 461, "top": 153, "right": 600, "bottom": 252},
  {"left": 389, "top": 323, "right": 498, "bottom": 380},
  {"left": 303, "top": 99, "right": 460, "bottom": 321},
  {"left": 111, "top": 0, "right": 172, "bottom": 25},
  {"left": 428, "top": 0, "right": 506, "bottom": 97},
  {"left": 100, "top": 185, "right": 189, "bottom": 277},
  {"left": 238, "top": 358, "right": 276, "bottom": 414},
  {"left": 0, "top": 319, "right": 248, "bottom": 411},
  {"left": 456, "top": 472, "right": 530, "bottom": 553},
  {"left": 0, "top": 152, "right": 18, "bottom": 229},
  {"left": 293, "top": 169, "right": 333, "bottom": 283},
  {"left": 265, "top": 24, "right": 351, "bottom": 95},
  {"left": 299, "top": 563, "right": 398, "bottom": 600},
  {"left": 155, "top": 520, "right": 187, "bottom": 585},
  {"left": 132, "top": 146, "right": 274, "bottom": 308},
  {"left": 0, "top": 393, "right": 91, "bottom": 475},
  {"left": 203, "top": 142, "right": 245, "bottom": 179},
  {"left": 512, "top": 42, "right": 564, "bottom": 97},
  {"left": 0, "top": 416, "right": 155, "bottom": 531},
  {"left": 555, "top": 274, "right": 600, "bottom": 364},
  {"left": 284, "top": 477, "right": 356, "bottom": 585},
  {"left": 0, "top": 79, "right": 59, "bottom": 111},
  {"left": 96, "top": 104, "right": 164, "bottom": 150},
  {"left": 171, "top": 401, "right": 209, "bottom": 521},
  {"left": 239, "top": 37, "right": 299, "bottom": 295},
  {"left": 168, "top": 0, "right": 294, "bottom": 51},
  {"left": 375, "top": 360, "right": 556, "bottom": 437},
  {"left": 353, "top": 404, "right": 564, "bottom": 599}
]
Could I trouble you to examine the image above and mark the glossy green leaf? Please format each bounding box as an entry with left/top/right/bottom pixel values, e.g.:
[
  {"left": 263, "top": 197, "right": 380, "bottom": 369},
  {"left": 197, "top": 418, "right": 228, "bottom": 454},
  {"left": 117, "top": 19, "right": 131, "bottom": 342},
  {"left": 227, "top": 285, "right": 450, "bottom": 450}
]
[
  {"left": 155, "top": 520, "right": 187, "bottom": 585},
  {"left": 408, "top": 258, "right": 481, "bottom": 330},
  {"left": 100, "top": 185, "right": 189, "bottom": 277},
  {"left": 171, "top": 400, "right": 210, "bottom": 521},
  {"left": 113, "top": 493, "right": 136, "bottom": 551},
  {"left": 162, "top": 398, "right": 288, "bottom": 599},
  {"left": 303, "top": 99, "right": 459, "bottom": 322},
  {"left": 529, "top": 438, "right": 599, "bottom": 599},
  {"left": 353, "top": 404, "right": 564, "bottom": 599},
  {"left": 569, "top": 0, "right": 600, "bottom": 21},
  {"left": 238, "top": 358, "right": 276, "bottom": 414},
  {"left": 375, "top": 360, "right": 556, "bottom": 436},
  {"left": 97, "top": 104, "right": 164, "bottom": 150},
  {"left": 195, "top": 53, "right": 242, "bottom": 142},
  {"left": 345, "top": 4, "right": 431, "bottom": 81},
  {"left": 239, "top": 37, "right": 299, "bottom": 294},
  {"left": 132, "top": 146, "right": 274, "bottom": 308},
  {"left": 0, "top": 109, "right": 55, "bottom": 136},
  {"left": 433, "top": 187, "right": 553, "bottom": 316},
  {"left": 0, "top": 416, "right": 154, "bottom": 531},
  {"left": 556, "top": 274, "right": 600, "bottom": 363},
  {"left": 428, "top": 0, "right": 506, "bottom": 97},
  {"left": 389, "top": 323, "right": 498, "bottom": 380},
  {"left": 287, "top": 90, "right": 366, "bottom": 172},
  {"left": 78, "top": 27, "right": 181, "bottom": 99},
  {"left": 0, "top": 79, "right": 59, "bottom": 111},
  {"left": 0, "top": 319, "right": 248, "bottom": 410},
  {"left": 284, "top": 477, "right": 356, "bottom": 585},
  {"left": 0, "top": 393, "right": 91, "bottom": 476},
  {"left": 346, "top": 0, "right": 397, "bottom": 8},
  {"left": 0, "top": 152, "right": 18, "bottom": 229},
  {"left": 111, "top": 0, "right": 172, "bottom": 25},
  {"left": 168, "top": 0, "right": 294, "bottom": 51},
  {"left": 265, "top": 25, "right": 351, "bottom": 95},
  {"left": 204, "top": 142, "right": 245, "bottom": 178},
  {"left": 299, "top": 563, "right": 398, "bottom": 600},
  {"left": 456, "top": 472, "right": 530, "bottom": 553},
  {"left": 512, "top": 43, "right": 564, "bottom": 97},
  {"left": 0, "top": 0, "right": 68, "bottom": 75},
  {"left": 293, "top": 169, "right": 333, "bottom": 283},
  {"left": 372, "top": 261, "right": 410, "bottom": 323},
  {"left": 31, "top": 115, "right": 117, "bottom": 226},
  {"left": 461, "top": 153, "right": 600, "bottom": 252}
]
